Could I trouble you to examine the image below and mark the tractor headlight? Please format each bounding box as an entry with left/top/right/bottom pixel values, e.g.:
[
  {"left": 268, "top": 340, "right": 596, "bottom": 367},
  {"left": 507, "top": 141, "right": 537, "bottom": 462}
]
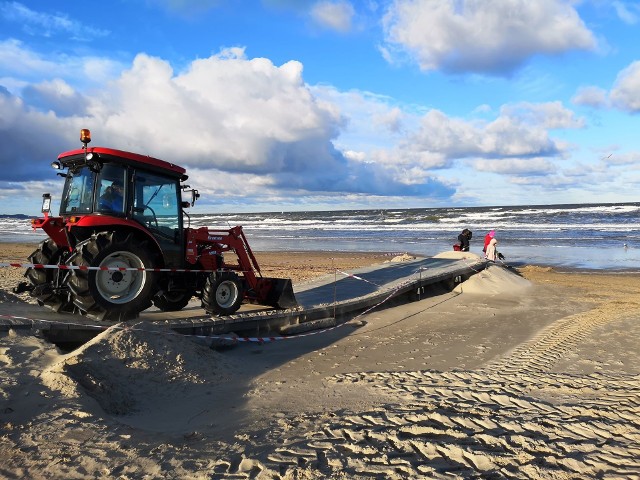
[{"left": 51, "top": 161, "right": 62, "bottom": 170}]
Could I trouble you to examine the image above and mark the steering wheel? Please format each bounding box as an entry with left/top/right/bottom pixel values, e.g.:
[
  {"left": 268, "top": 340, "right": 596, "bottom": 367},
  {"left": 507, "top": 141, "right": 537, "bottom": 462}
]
[{"left": 142, "top": 205, "right": 159, "bottom": 228}]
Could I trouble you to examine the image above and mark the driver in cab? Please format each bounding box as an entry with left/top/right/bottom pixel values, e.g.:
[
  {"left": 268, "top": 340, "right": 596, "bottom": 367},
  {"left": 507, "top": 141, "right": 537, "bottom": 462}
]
[{"left": 99, "top": 179, "right": 124, "bottom": 212}]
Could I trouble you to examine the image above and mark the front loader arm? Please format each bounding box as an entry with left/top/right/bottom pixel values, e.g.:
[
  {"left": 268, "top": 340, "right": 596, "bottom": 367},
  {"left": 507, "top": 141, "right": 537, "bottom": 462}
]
[
  {"left": 186, "top": 225, "right": 261, "bottom": 282},
  {"left": 185, "top": 225, "right": 298, "bottom": 309},
  {"left": 236, "top": 226, "right": 261, "bottom": 275}
]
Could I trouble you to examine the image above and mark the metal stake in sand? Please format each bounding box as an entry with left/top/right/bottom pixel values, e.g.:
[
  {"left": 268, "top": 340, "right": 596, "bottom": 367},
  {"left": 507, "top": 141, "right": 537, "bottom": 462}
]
[{"left": 333, "top": 257, "right": 337, "bottom": 319}]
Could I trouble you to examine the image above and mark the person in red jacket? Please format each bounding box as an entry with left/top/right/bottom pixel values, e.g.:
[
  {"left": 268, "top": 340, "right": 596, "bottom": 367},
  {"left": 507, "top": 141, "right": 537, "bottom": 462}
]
[{"left": 483, "top": 230, "right": 495, "bottom": 254}]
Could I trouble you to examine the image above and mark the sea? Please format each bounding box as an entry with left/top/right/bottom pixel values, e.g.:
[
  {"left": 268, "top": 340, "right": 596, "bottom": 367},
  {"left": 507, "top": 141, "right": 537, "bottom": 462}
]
[{"left": 1, "top": 203, "right": 639, "bottom": 271}]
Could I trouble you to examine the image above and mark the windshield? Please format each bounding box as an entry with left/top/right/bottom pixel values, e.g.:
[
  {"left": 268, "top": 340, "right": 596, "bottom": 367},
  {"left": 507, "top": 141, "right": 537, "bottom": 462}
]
[{"left": 60, "top": 168, "right": 95, "bottom": 215}]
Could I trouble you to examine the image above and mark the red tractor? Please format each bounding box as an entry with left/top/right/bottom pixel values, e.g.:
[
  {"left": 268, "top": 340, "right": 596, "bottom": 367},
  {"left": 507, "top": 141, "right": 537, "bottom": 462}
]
[{"left": 16, "top": 129, "right": 297, "bottom": 321}]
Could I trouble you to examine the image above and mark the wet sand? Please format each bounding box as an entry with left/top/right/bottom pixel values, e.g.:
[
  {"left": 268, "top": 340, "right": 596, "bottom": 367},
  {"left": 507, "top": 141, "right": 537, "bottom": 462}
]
[{"left": 1, "top": 242, "right": 639, "bottom": 479}]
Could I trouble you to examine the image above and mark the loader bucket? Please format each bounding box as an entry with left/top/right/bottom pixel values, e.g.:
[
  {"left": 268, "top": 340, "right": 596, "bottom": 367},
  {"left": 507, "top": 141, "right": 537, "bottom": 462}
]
[{"left": 265, "top": 277, "right": 298, "bottom": 309}]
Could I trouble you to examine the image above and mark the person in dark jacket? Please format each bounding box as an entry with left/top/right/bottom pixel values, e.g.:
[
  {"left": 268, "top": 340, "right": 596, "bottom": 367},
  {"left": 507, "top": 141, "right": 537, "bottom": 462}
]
[{"left": 457, "top": 228, "right": 472, "bottom": 251}]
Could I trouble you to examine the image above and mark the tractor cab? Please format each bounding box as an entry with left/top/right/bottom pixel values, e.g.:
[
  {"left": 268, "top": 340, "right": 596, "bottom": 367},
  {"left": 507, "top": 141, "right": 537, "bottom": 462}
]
[
  {"left": 58, "top": 162, "right": 183, "bottom": 265},
  {"left": 50, "top": 129, "right": 193, "bottom": 267}
]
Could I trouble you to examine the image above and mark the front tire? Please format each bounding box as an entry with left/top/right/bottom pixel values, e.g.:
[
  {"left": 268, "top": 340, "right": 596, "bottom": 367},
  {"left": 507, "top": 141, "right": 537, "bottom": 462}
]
[
  {"left": 67, "top": 231, "right": 157, "bottom": 321},
  {"left": 25, "top": 239, "right": 75, "bottom": 313},
  {"left": 202, "top": 271, "right": 244, "bottom": 316}
]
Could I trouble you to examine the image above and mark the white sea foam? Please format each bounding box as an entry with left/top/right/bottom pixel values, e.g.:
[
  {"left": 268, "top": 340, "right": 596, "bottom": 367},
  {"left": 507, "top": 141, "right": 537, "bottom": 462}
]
[{"left": 2, "top": 203, "right": 639, "bottom": 269}]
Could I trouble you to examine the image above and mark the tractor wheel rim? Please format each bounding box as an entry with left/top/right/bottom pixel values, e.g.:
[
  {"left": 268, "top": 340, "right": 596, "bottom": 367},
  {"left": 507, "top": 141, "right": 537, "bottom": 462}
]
[
  {"left": 95, "top": 251, "right": 146, "bottom": 304},
  {"left": 216, "top": 280, "right": 239, "bottom": 309}
]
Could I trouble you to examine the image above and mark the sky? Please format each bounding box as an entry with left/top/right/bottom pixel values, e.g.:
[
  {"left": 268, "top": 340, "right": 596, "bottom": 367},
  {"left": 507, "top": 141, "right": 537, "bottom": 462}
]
[{"left": 0, "top": 0, "right": 639, "bottom": 215}]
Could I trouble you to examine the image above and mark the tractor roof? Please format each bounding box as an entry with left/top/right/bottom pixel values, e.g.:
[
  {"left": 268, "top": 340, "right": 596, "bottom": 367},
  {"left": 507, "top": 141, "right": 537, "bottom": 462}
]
[{"left": 58, "top": 147, "right": 187, "bottom": 178}]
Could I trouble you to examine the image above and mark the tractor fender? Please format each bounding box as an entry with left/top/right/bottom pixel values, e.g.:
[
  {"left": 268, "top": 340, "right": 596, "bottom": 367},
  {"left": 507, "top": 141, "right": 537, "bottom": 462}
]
[
  {"left": 31, "top": 216, "right": 69, "bottom": 248},
  {"left": 69, "top": 216, "right": 164, "bottom": 261}
]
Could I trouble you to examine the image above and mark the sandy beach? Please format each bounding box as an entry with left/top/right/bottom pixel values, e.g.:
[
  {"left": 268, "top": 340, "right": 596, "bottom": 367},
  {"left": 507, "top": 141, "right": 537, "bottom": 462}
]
[{"left": 1, "top": 242, "right": 639, "bottom": 479}]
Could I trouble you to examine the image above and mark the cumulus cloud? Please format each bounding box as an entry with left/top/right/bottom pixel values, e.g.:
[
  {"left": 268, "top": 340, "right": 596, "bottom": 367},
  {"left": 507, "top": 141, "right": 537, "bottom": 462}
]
[
  {"left": 0, "top": 1, "right": 109, "bottom": 40},
  {"left": 0, "top": 47, "right": 455, "bottom": 203},
  {"left": 305, "top": 86, "right": 456, "bottom": 196},
  {"left": 571, "top": 61, "right": 640, "bottom": 113},
  {"left": 381, "top": 0, "right": 596, "bottom": 75},
  {"left": 343, "top": 150, "right": 366, "bottom": 161},
  {"left": 272, "top": 160, "right": 455, "bottom": 197},
  {"left": 372, "top": 106, "right": 404, "bottom": 133},
  {"left": 405, "top": 102, "right": 580, "bottom": 159},
  {"left": 367, "top": 101, "right": 583, "bottom": 180},
  {"left": 93, "top": 49, "right": 344, "bottom": 174},
  {"left": 309, "top": 0, "right": 355, "bottom": 32},
  {"left": 499, "top": 101, "right": 585, "bottom": 129},
  {"left": 310, "top": 85, "right": 416, "bottom": 151},
  {"left": 22, "top": 79, "right": 90, "bottom": 117},
  {"left": 572, "top": 85, "right": 609, "bottom": 108},
  {"left": 609, "top": 60, "right": 640, "bottom": 113},
  {"left": 0, "top": 88, "right": 76, "bottom": 181}
]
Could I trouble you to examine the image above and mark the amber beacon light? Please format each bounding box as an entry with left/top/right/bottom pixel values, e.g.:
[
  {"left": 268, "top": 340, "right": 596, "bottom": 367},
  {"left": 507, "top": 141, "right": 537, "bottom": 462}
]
[{"left": 80, "top": 128, "right": 91, "bottom": 144}]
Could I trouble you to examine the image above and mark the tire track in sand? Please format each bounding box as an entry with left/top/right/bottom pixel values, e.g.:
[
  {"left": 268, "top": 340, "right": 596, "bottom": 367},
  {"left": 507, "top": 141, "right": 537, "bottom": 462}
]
[
  {"left": 483, "top": 305, "right": 626, "bottom": 376},
  {"left": 206, "top": 304, "right": 640, "bottom": 479}
]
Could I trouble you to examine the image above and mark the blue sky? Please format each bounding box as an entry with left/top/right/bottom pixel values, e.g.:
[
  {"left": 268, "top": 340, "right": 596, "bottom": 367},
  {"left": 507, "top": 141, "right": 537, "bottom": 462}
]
[{"left": 1, "top": 0, "right": 639, "bottom": 215}]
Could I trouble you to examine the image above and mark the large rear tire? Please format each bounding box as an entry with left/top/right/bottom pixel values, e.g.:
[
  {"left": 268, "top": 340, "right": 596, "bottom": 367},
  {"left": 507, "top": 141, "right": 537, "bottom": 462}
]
[
  {"left": 67, "top": 231, "right": 157, "bottom": 321},
  {"left": 25, "top": 238, "right": 75, "bottom": 313},
  {"left": 202, "top": 271, "right": 244, "bottom": 316}
]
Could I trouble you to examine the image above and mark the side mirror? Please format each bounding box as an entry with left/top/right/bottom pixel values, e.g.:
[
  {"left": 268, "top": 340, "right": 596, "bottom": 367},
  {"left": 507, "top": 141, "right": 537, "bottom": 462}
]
[
  {"left": 41, "top": 193, "right": 52, "bottom": 213},
  {"left": 181, "top": 188, "right": 199, "bottom": 207}
]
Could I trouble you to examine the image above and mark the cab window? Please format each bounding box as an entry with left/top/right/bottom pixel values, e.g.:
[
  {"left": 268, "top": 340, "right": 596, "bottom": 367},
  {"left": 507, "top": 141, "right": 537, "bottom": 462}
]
[
  {"left": 60, "top": 168, "right": 95, "bottom": 214},
  {"left": 95, "top": 164, "right": 127, "bottom": 214},
  {"left": 132, "top": 171, "right": 180, "bottom": 242}
]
